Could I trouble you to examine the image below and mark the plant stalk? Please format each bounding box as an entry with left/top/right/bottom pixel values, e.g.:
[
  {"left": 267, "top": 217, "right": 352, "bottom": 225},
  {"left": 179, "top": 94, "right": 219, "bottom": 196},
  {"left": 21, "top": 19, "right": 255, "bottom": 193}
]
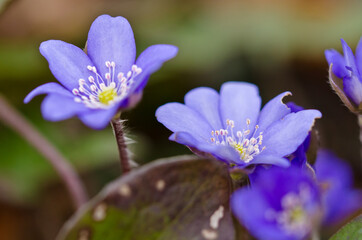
[
  {"left": 0, "top": 94, "right": 87, "bottom": 209},
  {"left": 111, "top": 116, "right": 131, "bottom": 174},
  {"left": 359, "top": 114, "right": 362, "bottom": 159}
]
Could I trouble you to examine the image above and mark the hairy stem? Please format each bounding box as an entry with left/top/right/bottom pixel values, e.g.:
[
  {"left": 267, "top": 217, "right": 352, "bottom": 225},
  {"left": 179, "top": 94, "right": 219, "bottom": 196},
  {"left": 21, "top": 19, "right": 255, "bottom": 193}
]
[
  {"left": 0, "top": 94, "right": 87, "bottom": 209},
  {"left": 359, "top": 114, "right": 362, "bottom": 159},
  {"left": 111, "top": 116, "right": 131, "bottom": 174}
]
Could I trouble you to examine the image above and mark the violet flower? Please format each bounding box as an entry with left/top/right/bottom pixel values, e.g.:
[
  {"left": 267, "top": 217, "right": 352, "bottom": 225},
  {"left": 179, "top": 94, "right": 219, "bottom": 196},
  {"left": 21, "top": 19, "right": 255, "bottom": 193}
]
[
  {"left": 315, "top": 150, "right": 362, "bottom": 226},
  {"left": 25, "top": 15, "right": 178, "bottom": 129},
  {"left": 231, "top": 167, "right": 323, "bottom": 240},
  {"left": 156, "top": 82, "right": 321, "bottom": 169},
  {"left": 325, "top": 38, "right": 362, "bottom": 113}
]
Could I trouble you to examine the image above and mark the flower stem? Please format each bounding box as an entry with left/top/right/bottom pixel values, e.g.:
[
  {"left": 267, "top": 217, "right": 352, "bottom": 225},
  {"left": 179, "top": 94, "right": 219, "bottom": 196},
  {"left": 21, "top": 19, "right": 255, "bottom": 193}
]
[
  {"left": 0, "top": 94, "right": 87, "bottom": 209},
  {"left": 358, "top": 114, "right": 362, "bottom": 159},
  {"left": 111, "top": 115, "right": 131, "bottom": 174}
]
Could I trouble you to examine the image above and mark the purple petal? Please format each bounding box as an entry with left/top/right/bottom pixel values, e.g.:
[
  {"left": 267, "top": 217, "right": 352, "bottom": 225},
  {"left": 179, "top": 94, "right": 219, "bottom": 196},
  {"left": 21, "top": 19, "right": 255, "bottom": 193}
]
[
  {"left": 260, "top": 110, "right": 321, "bottom": 158},
  {"left": 343, "top": 74, "right": 362, "bottom": 105},
  {"left": 341, "top": 39, "right": 358, "bottom": 74},
  {"left": 355, "top": 37, "right": 362, "bottom": 75},
  {"left": 231, "top": 188, "right": 288, "bottom": 240},
  {"left": 24, "top": 82, "right": 72, "bottom": 103},
  {"left": 252, "top": 155, "right": 290, "bottom": 168},
  {"left": 87, "top": 15, "right": 136, "bottom": 76},
  {"left": 78, "top": 105, "right": 119, "bottom": 130},
  {"left": 156, "top": 102, "right": 213, "bottom": 142},
  {"left": 132, "top": 44, "right": 178, "bottom": 93},
  {"left": 184, "top": 87, "right": 223, "bottom": 130},
  {"left": 257, "top": 92, "right": 291, "bottom": 133},
  {"left": 324, "top": 49, "right": 348, "bottom": 78},
  {"left": 220, "top": 82, "right": 261, "bottom": 131},
  {"left": 315, "top": 150, "right": 362, "bottom": 225},
  {"left": 39, "top": 40, "right": 94, "bottom": 91},
  {"left": 41, "top": 94, "right": 88, "bottom": 121}
]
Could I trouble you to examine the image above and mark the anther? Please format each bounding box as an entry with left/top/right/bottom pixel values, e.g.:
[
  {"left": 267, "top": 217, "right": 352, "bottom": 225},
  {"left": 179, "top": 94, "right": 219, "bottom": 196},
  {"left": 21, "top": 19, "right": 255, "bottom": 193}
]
[
  {"left": 105, "top": 73, "right": 111, "bottom": 80},
  {"left": 105, "top": 61, "right": 111, "bottom": 67}
]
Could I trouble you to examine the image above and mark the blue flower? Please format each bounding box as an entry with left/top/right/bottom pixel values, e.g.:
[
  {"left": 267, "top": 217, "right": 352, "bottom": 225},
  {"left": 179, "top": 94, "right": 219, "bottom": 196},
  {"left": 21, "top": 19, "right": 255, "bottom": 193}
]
[
  {"left": 315, "top": 150, "right": 362, "bottom": 226},
  {"left": 231, "top": 167, "right": 323, "bottom": 240},
  {"left": 156, "top": 82, "right": 321, "bottom": 168},
  {"left": 325, "top": 38, "right": 362, "bottom": 112},
  {"left": 25, "top": 15, "right": 178, "bottom": 129}
]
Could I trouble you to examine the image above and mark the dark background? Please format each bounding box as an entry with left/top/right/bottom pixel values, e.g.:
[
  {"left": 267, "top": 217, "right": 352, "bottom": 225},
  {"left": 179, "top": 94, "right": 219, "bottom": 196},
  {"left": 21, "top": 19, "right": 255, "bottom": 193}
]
[{"left": 0, "top": 0, "right": 361, "bottom": 239}]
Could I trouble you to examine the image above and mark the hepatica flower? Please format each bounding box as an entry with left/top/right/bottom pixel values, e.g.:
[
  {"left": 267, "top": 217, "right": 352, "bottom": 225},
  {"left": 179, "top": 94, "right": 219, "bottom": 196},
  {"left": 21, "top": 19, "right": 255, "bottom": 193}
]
[
  {"left": 231, "top": 167, "right": 323, "bottom": 240},
  {"left": 156, "top": 82, "right": 321, "bottom": 168},
  {"left": 315, "top": 150, "right": 362, "bottom": 226},
  {"left": 25, "top": 15, "right": 178, "bottom": 129},
  {"left": 325, "top": 38, "right": 362, "bottom": 113}
]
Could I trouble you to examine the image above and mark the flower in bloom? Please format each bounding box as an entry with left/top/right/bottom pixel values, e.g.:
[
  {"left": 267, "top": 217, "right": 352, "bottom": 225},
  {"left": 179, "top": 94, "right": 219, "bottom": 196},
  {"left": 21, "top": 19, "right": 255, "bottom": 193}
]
[
  {"left": 315, "top": 150, "right": 362, "bottom": 226},
  {"left": 156, "top": 82, "right": 321, "bottom": 168},
  {"left": 325, "top": 38, "right": 362, "bottom": 113},
  {"left": 25, "top": 15, "right": 178, "bottom": 129},
  {"left": 231, "top": 167, "right": 323, "bottom": 240}
]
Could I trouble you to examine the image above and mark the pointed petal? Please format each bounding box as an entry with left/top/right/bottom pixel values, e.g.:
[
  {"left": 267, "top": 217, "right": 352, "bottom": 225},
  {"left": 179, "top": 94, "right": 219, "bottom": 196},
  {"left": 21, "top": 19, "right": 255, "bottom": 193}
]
[
  {"left": 87, "top": 15, "right": 136, "bottom": 76},
  {"left": 39, "top": 40, "right": 94, "bottom": 90},
  {"left": 184, "top": 87, "right": 223, "bottom": 130},
  {"left": 78, "top": 105, "right": 119, "bottom": 130},
  {"left": 41, "top": 94, "right": 88, "bottom": 121},
  {"left": 156, "top": 102, "right": 213, "bottom": 142},
  {"left": 341, "top": 39, "right": 357, "bottom": 74},
  {"left": 260, "top": 110, "right": 321, "bottom": 158},
  {"left": 220, "top": 82, "right": 261, "bottom": 132},
  {"left": 343, "top": 74, "right": 362, "bottom": 105},
  {"left": 325, "top": 49, "right": 348, "bottom": 78},
  {"left": 132, "top": 44, "right": 178, "bottom": 93},
  {"left": 24, "top": 82, "right": 72, "bottom": 103},
  {"left": 355, "top": 37, "right": 362, "bottom": 75},
  {"left": 257, "top": 92, "right": 291, "bottom": 133}
]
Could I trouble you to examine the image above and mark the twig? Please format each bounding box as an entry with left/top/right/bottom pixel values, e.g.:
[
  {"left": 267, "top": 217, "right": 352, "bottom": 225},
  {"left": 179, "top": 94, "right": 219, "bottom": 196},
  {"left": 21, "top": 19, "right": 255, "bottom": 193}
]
[{"left": 0, "top": 94, "right": 87, "bottom": 209}]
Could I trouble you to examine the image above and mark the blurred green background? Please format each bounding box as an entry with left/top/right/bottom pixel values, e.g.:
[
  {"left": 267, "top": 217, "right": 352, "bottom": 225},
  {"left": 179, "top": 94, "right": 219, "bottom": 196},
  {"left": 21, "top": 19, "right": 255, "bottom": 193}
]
[{"left": 0, "top": 0, "right": 361, "bottom": 239}]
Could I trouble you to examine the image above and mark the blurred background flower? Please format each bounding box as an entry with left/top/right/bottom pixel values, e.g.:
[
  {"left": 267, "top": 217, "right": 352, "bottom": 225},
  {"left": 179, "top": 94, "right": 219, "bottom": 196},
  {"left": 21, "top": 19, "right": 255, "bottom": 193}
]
[{"left": 0, "top": 0, "right": 361, "bottom": 239}]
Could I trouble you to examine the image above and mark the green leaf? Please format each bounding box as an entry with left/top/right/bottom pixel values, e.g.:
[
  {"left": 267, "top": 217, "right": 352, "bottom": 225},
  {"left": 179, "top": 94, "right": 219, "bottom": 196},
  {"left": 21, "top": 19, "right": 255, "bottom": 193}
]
[
  {"left": 56, "top": 155, "right": 235, "bottom": 240},
  {"left": 330, "top": 215, "right": 362, "bottom": 240}
]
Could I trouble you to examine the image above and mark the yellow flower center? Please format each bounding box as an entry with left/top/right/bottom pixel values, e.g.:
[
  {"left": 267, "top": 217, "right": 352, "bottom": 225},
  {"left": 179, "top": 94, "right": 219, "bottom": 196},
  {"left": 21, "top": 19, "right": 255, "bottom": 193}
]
[{"left": 98, "top": 86, "right": 117, "bottom": 105}]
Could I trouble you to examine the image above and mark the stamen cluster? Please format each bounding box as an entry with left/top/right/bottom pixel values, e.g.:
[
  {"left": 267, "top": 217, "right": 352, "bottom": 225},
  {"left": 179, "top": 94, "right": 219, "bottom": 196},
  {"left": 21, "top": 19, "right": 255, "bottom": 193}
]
[
  {"left": 72, "top": 61, "right": 142, "bottom": 109},
  {"left": 210, "top": 119, "right": 265, "bottom": 163},
  {"left": 265, "top": 184, "right": 312, "bottom": 237}
]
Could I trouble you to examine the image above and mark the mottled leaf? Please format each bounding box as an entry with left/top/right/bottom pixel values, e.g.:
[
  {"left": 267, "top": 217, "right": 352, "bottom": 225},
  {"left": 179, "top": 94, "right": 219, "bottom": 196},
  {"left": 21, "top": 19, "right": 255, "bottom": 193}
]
[
  {"left": 330, "top": 214, "right": 362, "bottom": 240},
  {"left": 56, "top": 155, "right": 235, "bottom": 240}
]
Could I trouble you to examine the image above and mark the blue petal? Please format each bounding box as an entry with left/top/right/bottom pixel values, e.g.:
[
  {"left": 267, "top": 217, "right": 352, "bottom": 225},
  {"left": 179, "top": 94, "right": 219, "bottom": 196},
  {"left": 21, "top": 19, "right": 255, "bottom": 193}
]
[
  {"left": 41, "top": 94, "right": 88, "bottom": 121},
  {"left": 87, "top": 15, "right": 136, "bottom": 77},
  {"left": 156, "top": 102, "right": 213, "bottom": 142},
  {"left": 341, "top": 39, "right": 358, "bottom": 74},
  {"left": 220, "top": 82, "right": 261, "bottom": 132},
  {"left": 24, "top": 82, "right": 72, "bottom": 103},
  {"left": 355, "top": 37, "right": 362, "bottom": 75},
  {"left": 260, "top": 110, "right": 321, "bottom": 158},
  {"left": 231, "top": 188, "right": 290, "bottom": 240},
  {"left": 343, "top": 74, "right": 362, "bottom": 105},
  {"left": 78, "top": 105, "right": 119, "bottom": 130},
  {"left": 325, "top": 49, "right": 348, "bottom": 78},
  {"left": 184, "top": 87, "right": 223, "bottom": 130},
  {"left": 257, "top": 92, "right": 291, "bottom": 133},
  {"left": 132, "top": 44, "right": 178, "bottom": 93},
  {"left": 39, "top": 40, "right": 95, "bottom": 91},
  {"left": 170, "top": 131, "right": 247, "bottom": 166},
  {"left": 252, "top": 155, "right": 290, "bottom": 167},
  {"left": 315, "top": 150, "right": 362, "bottom": 225}
]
